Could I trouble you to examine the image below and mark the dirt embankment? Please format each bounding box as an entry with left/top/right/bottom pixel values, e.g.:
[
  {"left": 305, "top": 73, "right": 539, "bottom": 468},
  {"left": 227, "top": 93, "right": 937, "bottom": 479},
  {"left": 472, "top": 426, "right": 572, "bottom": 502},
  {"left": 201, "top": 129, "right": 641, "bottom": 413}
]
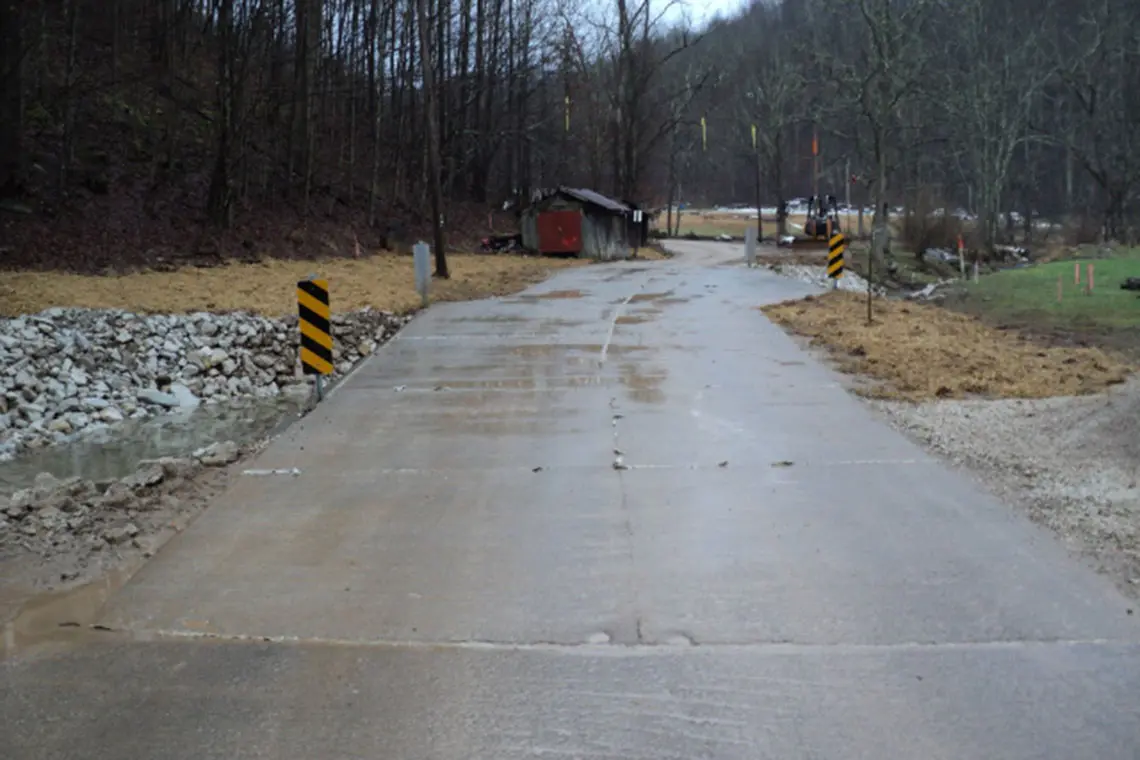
[
  {"left": 761, "top": 291, "right": 1129, "bottom": 401},
  {"left": 0, "top": 253, "right": 586, "bottom": 317}
]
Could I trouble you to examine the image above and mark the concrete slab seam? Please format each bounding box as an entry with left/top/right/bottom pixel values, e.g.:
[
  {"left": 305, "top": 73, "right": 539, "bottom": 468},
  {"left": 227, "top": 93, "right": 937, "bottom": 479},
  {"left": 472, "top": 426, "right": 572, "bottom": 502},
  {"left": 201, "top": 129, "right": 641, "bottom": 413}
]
[
  {"left": 600, "top": 276, "right": 651, "bottom": 366},
  {"left": 128, "top": 628, "right": 1140, "bottom": 655}
]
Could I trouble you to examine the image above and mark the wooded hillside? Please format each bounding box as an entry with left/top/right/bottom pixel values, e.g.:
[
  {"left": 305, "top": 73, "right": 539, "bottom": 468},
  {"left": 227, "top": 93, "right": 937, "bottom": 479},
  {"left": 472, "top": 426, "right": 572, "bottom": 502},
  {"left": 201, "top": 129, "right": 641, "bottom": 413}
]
[{"left": 0, "top": 0, "right": 1136, "bottom": 272}]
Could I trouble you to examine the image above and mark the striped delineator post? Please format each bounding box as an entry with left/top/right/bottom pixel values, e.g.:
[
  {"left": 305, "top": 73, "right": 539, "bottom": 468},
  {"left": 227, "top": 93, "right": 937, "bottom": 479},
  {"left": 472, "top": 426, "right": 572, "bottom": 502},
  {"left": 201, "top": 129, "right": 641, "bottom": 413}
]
[
  {"left": 827, "top": 233, "right": 846, "bottom": 288},
  {"left": 297, "top": 277, "right": 333, "bottom": 400}
]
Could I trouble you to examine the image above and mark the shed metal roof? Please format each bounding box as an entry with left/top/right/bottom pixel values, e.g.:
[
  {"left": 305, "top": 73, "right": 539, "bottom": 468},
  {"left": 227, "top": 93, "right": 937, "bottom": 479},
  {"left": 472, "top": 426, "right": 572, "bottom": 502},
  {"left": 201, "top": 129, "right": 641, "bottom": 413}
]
[
  {"left": 557, "top": 187, "right": 631, "bottom": 213},
  {"left": 529, "top": 186, "right": 632, "bottom": 214}
]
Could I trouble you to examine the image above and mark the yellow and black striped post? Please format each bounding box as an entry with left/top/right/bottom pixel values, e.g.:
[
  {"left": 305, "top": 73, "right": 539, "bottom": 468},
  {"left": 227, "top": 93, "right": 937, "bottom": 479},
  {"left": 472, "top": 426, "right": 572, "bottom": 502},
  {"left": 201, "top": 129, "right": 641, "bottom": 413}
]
[
  {"left": 827, "top": 234, "right": 846, "bottom": 284},
  {"left": 297, "top": 278, "right": 333, "bottom": 383}
]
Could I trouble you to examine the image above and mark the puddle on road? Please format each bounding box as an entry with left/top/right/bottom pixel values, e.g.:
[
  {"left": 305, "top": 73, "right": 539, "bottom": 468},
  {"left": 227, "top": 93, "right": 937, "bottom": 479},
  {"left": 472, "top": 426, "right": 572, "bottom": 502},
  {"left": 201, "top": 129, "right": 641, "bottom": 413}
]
[
  {"left": 503, "top": 343, "right": 649, "bottom": 359},
  {"left": 454, "top": 315, "right": 529, "bottom": 324},
  {"left": 427, "top": 376, "right": 604, "bottom": 390},
  {"left": 603, "top": 268, "right": 650, "bottom": 280},
  {"left": 618, "top": 362, "right": 667, "bottom": 404},
  {"left": 394, "top": 401, "right": 587, "bottom": 436},
  {"left": 0, "top": 397, "right": 302, "bottom": 497},
  {"left": 628, "top": 291, "right": 674, "bottom": 303},
  {"left": 535, "top": 289, "right": 587, "bottom": 299},
  {"left": 508, "top": 289, "right": 588, "bottom": 303},
  {"left": 2, "top": 565, "right": 131, "bottom": 660},
  {"left": 615, "top": 314, "right": 653, "bottom": 325}
]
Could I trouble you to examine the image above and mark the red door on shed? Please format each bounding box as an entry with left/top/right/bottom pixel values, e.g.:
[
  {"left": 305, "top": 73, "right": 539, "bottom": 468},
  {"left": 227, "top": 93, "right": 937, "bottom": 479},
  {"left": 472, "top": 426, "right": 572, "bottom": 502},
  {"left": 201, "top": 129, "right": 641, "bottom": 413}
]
[{"left": 537, "top": 210, "right": 582, "bottom": 254}]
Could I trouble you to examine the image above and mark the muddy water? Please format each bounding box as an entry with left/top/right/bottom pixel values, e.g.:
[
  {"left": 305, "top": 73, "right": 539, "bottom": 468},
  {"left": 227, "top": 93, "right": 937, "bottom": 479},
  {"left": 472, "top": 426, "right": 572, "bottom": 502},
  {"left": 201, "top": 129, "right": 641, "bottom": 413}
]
[
  {"left": 0, "top": 397, "right": 304, "bottom": 497},
  {"left": 1, "top": 566, "right": 133, "bottom": 660}
]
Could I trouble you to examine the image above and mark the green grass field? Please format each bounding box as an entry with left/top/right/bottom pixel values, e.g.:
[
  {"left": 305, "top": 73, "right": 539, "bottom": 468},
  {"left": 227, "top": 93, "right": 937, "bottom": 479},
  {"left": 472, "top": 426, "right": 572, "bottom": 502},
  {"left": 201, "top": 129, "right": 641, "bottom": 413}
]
[{"left": 948, "top": 249, "right": 1140, "bottom": 355}]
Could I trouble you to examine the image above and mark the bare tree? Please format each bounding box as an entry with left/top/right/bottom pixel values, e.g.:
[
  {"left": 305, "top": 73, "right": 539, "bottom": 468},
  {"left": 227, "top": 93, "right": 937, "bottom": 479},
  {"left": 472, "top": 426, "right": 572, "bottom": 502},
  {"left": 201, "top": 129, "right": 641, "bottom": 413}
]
[
  {"left": 810, "top": 0, "right": 940, "bottom": 269},
  {"left": 1054, "top": 0, "right": 1140, "bottom": 242},
  {"left": 941, "top": 0, "right": 1056, "bottom": 252},
  {"left": 417, "top": 0, "right": 449, "bottom": 276},
  {"left": 736, "top": 6, "right": 804, "bottom": 238},
  {"left": 0, "top": 2, "right": 23, "bottom": 195}
]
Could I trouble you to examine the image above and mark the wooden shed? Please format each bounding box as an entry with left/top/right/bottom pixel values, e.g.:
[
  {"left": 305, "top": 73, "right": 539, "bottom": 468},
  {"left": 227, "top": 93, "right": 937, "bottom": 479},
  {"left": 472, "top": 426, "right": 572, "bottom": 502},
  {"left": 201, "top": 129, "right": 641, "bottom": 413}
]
[{"left": 521, "top": 187, "right": 640, "bottom": 260}]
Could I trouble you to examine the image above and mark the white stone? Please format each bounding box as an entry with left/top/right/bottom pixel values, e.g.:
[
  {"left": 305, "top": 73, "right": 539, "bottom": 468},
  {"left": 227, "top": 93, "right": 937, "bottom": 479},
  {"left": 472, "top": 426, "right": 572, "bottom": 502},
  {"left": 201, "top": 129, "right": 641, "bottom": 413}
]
[
  {"left": 168, "top": 383, "right": 200, "bottom": 408},
  {"left": 138, "top": 388, "right": 179, "bottom": 408}
]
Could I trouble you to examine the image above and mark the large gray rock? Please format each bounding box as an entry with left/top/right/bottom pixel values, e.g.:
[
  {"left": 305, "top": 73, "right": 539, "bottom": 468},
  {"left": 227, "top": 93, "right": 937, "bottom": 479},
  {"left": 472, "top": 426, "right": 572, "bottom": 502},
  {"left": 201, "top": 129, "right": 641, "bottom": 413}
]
[
  {"left": 137, "top": 388, "right": 179, "bottom": 408},
  {"left": 168, "top": 383, "right": 200, "bottom": 408},
  {"left": 195, "top": 440, "right": 240, "bottom": 467},
  {"left": 122, "top": 463, "right": 166, "bottom": 490}
]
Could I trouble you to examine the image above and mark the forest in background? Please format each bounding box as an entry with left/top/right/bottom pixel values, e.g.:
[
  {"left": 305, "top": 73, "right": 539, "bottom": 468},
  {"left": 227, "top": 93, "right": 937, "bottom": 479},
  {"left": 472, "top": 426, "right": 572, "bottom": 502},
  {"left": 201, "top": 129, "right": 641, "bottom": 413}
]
[{"left": 0, "top": 0, "right": 1137, "bottom": 273}]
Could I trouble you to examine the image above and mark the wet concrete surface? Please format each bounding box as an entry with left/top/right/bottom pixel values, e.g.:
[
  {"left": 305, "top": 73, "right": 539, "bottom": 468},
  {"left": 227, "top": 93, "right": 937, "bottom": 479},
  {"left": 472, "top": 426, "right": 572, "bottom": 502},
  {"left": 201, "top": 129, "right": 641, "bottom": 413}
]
[{"left": 4, "top": 241, "right": 1140, "bottom": 758}]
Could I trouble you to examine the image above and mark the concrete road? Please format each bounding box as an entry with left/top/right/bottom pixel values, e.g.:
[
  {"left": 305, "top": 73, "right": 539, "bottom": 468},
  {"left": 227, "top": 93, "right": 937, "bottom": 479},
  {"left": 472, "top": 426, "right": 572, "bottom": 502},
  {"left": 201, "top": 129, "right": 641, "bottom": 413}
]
[{"left": 5, "top": 241, "right": 1140, "bottom": 759}]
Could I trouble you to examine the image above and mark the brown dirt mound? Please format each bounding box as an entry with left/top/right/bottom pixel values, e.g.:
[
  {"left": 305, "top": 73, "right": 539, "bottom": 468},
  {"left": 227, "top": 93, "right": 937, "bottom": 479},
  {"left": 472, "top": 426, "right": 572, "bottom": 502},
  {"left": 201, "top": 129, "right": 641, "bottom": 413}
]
[
  {"left": 761, "top": 291, "right": 1131, "bottom": 400},
  {"left": 0, "top": 254, "right": 586, "bottom": 317}
]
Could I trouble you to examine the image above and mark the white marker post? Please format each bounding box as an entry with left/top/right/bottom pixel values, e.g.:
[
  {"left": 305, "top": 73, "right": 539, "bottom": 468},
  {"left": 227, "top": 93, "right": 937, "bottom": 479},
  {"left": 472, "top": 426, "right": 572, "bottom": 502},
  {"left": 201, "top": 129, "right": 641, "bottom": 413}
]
[
  {"left": 413, "top": 241, "right": 430, "bottom": 307},
  {"left": 745, "top": 225, "right": 757, "bottom": 268},
  {"left": 631, "top": 209, "right": 643, "bottom": 258}
]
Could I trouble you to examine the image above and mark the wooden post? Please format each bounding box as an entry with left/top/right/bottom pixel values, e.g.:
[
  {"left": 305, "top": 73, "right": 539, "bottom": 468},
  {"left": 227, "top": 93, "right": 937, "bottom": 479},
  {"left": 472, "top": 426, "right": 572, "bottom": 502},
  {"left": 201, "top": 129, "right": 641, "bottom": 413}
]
[
  {"left": 866, "top": 244, "right": 874, "bottom": 325},
  {"left": 845, "top": 157, "right": 851, "bottom": 217}
]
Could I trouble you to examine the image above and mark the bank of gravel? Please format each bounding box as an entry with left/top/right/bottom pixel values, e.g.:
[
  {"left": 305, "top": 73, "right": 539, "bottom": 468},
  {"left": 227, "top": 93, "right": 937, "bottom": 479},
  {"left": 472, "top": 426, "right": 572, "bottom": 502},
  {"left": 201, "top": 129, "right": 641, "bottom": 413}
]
[
  {"left": 870, "top": 379, "right": 1140, "bottom": 595},
  {"left": 0, "top": 307, "right": 409, "bottom": 460},
  {"left": 765, "top": 262, "right": 886, "bottom": 296}
]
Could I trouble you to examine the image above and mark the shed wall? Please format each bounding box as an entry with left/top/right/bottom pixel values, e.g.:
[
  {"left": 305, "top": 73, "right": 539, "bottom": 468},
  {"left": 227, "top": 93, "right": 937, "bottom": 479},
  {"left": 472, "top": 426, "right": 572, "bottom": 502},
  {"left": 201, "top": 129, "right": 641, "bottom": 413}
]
[
  {"left": 582, "top": 213, "right": 630, "bottom": 261},
  {"left": 520, "top": 210, "right": 539, "bottom": 251}
]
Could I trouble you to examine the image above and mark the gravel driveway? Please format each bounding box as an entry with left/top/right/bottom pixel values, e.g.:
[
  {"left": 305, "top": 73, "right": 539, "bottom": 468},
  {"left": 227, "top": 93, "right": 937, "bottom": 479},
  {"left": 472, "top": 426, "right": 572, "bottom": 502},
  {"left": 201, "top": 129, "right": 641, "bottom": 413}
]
[{"left": 870, "top": 380, "right": 1140, "bottom": 597}]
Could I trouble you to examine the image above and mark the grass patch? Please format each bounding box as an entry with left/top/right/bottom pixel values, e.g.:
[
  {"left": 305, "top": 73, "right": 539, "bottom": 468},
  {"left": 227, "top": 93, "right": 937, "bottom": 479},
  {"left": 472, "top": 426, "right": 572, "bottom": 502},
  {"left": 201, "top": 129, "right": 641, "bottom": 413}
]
[
  {"left": 761, "top": 291, "right": 1131, "bottom": 401},
  {"left": 0, "top": 253, "right": 587, "bottom": 317},
  {"left": 953, "top": 249, "right": 1140, "bottom": 329},
  {"left": 945, "top": 248, "right": 1140, "bottom": 357}
]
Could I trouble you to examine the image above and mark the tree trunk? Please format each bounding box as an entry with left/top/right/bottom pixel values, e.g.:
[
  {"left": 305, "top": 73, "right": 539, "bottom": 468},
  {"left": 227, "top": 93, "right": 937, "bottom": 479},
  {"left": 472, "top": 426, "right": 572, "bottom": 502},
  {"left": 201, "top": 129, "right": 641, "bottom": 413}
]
[
  {"left": 58, "top": 0, "right": 80, "bottom": 194},
  {"left": 207, "top": 0, "right": 235, "bottom": 226},
  {"left": 416, "top": 0, "right": 449, "bottom": 277},
  {"left": 0, "top": 1, "right": 24, "bottom": 195},
  {"left": 870, "top": 133, "right": 893, "bottom": 273}
]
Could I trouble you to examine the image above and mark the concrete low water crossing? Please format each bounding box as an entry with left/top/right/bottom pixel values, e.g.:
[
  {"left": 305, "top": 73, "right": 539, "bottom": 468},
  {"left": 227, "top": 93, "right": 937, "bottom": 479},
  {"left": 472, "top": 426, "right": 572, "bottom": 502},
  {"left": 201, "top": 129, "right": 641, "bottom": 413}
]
[{"left": 4, "top": 242, "right": 1140, "bottom": 759}]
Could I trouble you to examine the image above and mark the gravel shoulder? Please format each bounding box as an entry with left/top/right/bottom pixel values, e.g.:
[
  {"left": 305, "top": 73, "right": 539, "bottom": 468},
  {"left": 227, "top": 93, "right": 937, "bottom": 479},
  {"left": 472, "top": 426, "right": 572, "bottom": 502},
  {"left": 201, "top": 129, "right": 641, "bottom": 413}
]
[{"left": 869, "top": 381, "right": 1140, "bottom": 597}]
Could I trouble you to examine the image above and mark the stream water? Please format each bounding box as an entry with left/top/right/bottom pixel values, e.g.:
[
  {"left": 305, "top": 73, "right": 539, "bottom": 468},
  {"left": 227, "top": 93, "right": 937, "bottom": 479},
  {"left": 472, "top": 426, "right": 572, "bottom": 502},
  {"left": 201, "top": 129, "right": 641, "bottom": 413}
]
[{"left": 0, "top": 398, "right": 304, "bottom": 496}]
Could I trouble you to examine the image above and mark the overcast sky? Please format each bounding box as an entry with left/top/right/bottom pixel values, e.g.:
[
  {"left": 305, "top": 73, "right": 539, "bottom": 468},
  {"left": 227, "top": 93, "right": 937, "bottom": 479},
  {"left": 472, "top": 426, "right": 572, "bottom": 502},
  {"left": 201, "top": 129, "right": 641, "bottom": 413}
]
[{"left": 666, "top": 0, "right": 749, "bottom": 26}]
